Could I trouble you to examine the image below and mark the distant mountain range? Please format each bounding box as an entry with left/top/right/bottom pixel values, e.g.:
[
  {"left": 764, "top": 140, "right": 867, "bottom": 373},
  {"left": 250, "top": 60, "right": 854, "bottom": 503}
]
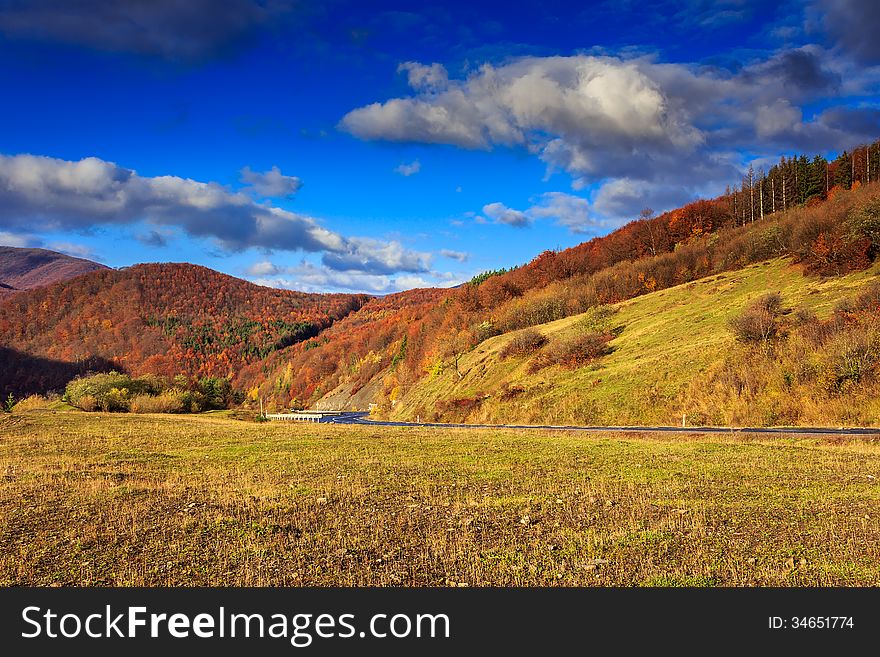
[
  {"left": 0, "top": 246, "right": 107, "bottom": 301},
  {"left": 0, "top": 257, "right": 368, "bottom": 398}
]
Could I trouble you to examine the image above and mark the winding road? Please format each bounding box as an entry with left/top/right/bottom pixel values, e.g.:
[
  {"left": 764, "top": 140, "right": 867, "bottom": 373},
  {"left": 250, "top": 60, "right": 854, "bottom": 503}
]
[{"left": 325, "top": 412, "right": 880, "bottom": 436}]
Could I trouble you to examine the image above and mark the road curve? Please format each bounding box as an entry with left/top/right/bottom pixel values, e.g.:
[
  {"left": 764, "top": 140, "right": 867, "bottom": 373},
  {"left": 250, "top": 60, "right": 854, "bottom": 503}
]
[{"left": 326, "top": 412, "right": 880, "bottom": 436}]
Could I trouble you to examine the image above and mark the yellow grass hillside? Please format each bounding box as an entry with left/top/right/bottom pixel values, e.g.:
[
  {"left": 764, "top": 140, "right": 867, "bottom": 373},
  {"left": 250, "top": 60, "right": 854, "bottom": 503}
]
[{"left": 389, "top": 258, "right": 880, "bottom": 427}]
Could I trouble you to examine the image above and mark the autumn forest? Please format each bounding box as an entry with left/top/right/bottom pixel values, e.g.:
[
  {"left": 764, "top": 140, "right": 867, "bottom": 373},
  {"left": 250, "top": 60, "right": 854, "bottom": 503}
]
[{"left": 2, "top": 138, "right": 880, "bottom": 425}]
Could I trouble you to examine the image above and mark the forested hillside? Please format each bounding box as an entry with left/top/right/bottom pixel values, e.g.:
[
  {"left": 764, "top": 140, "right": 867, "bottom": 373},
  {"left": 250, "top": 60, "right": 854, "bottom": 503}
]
[
  {"left": 0, "top": 263, "right": 368, "bottom": 398},
  {"left": 251, "top": 141, "right": 880, "bottom": 415},
  {"left": 3, "top": 139, "right": 879, "bottom": 426}
]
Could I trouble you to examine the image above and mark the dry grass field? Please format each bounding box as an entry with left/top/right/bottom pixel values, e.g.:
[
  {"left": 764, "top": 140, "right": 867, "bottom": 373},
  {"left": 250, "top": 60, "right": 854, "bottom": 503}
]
[{"left": 1, "top": 410, "right": 879, "bottom": 586}]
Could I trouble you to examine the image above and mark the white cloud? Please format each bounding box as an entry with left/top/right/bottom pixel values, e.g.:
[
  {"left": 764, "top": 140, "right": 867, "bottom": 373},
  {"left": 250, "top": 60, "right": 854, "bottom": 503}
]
[
  {"left": 248, "top": 260, "right": 456, "bottom": 295},
  {"left": 0, "top": 153, "right": 431, "bottom": 276},
  {"left": 592, "top": 179, "right": 695, "bottom": 223},
  {"left": 240, "top": 165, "right": 302, "bottom": 198},
  {"left": 245, "top": 260, "right": 282, "bottom": 276},
  {"left": 0, "top": 231, "right": 97, "bottom": 259},
  {"left": 322, "top": 237, "right": 432, "bottom": 274},
  {"left": 45, "top": 241, "right": 97, "bottom": 260},
  {"left": 0, "top": 231, "right": 41, "bottom": 248},
  {"left": 341, "top": 49, "right": 879, "bottom": 219},
  {"left": 394, "top": 160, "right": 421, "bottom": 176},
  {"left": 482, "top": 202, "right": 530, "bottom": 227},
  {"left": 525, "top": 192, "right": 595, "bottom": 234},
  {"left": 479, "top": 192, "right": 603, "bottom": 234},
  {"left": 398, "top": 62, "right": 449, "bottom": 92}
]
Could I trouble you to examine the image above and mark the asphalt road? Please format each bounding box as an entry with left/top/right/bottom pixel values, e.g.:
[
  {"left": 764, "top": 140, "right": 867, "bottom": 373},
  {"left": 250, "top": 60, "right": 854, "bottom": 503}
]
[{"left": 326, "top": 412, "right": 880, "bottom": 436}]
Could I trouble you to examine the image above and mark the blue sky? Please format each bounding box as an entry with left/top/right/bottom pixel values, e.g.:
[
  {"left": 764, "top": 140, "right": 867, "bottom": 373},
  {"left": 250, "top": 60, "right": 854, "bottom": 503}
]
[{"left": 0, "top": 0, "right": 878, "bottom": 293}]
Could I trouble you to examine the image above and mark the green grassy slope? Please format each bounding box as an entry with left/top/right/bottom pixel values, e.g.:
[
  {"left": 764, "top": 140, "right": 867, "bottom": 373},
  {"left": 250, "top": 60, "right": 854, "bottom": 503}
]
[{"left": 389, "top": 258, "right": 880, "bottom": 426}]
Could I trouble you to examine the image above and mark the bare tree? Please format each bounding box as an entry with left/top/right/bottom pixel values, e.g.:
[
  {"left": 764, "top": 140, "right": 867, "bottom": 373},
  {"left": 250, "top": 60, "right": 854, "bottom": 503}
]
[
  {"left": 748, "top": 164, "right": 755, "bottom": 223},
  {"left": 758, "top": 168, "right": 765, "bottom": 221},
  {"left": 639, "top": 207, "right": 657, "bottom": 256}
]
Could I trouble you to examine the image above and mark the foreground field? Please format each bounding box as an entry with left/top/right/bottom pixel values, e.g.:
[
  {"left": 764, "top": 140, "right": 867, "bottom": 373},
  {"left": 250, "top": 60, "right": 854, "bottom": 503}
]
[{"left": 1, "top": 411, "right": 879, "bottom": 586}]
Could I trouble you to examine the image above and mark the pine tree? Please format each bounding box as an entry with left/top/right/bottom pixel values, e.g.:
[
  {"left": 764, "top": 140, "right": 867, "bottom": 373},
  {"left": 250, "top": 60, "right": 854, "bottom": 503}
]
[{"left": 836, "top": 151, "right": 852, "bottom": 189}]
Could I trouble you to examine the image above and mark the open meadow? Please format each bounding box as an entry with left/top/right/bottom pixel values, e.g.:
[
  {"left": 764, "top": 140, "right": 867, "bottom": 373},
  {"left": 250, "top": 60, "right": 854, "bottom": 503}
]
[{"left": 1, "top": 410, "right": 879, "bottom": 586}]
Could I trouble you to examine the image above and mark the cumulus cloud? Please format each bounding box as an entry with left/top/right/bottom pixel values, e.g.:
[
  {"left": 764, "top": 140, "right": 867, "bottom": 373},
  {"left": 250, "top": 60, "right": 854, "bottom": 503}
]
[
  {"left": 0, "top": 230, "right": 96, "bottom": 260},
  {"left": 480, "top": 192, "right": 602, "bottom": 233},
  {"left": 394, "top": 160, "right": 421, "bottom": 176},
  {"left": 342, "top": 48, "right": 879, "bottom": 222},
  {"left": 240, "top": 165, "right": 302, "bottom": 198},
  {"left": 592, "top": 179, "right": 695, "bottom": 223},
  {"left": 246, "top": 260, "right": 283, "bottom": 277},
  {"left": 0, "top": 0, "right": 294, "bottom": 60},
  {"left": 525, "top": 192, "right": 596, "bottom": 234},
  {"left": 0, "top": 153, "right": 431, "bottom": 275},
  {"left": 248, "top": 260, "right": 456, "bottom": 295},
  {"left": 321, "top": 237, "right": 432, "bottom": 275},
  {"left": 482, "top": 202, "right": 530, "bottom": 227},
  {"left": 439, "top": 248, "right": 469, "bottom": 262},
  {"left": 398, "top": 62, "right": 448, "bottom": 92}
]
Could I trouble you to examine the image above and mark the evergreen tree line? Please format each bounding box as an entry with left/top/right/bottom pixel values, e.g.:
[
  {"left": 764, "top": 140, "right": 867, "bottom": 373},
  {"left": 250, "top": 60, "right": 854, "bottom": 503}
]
[{"left": 726, "top": 139, "right": 880, "bottom": 225}]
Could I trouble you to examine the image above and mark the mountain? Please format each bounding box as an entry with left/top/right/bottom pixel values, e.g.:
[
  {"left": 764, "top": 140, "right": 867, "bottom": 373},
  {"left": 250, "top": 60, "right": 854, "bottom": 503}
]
[
  {"left": 3, "top": 141, "right": 879, "bottom": 427},
  {"left": 0, "top": 263, "right": 368, "bottom": 398},
  {"left": 251, "top": 176, "right": 880, "bottom": 425},
  {"left": 0, "top": 246, "right": 107, "bottom": 301},
  {"left": 389, "top": 256, "right": 880, "bottom": 427}
]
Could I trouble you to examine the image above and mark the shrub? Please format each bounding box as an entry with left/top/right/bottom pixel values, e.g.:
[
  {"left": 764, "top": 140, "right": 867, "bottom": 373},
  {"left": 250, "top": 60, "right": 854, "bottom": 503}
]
[
  {"left": 434, "top": 395, "right": 485, "bottom": 420},
  {"left": 847, "top": 197, "right": 880, "bottom": 254},
  {"left": 729, "top": 293, "right": 784, "bottom": 349},
  {"left": 78, "top": 394, "right": 98, "bottom": 412},
  {"left": 529, "top": 332, "right": 612, "bottom": 372},
  {"left": 473, "top": 320, "right": 501, "bottom": 345},
  {"left": 64, "top": 372, "right": 238, "bottom": 413},
  {"left": 499, "top": 383, "right": 526, "bottom": 401},
  {"left": 197, "top": 376, "right": 237, "bottom": 409},
  {"left": 64, "top": 372, "right": 150, "bottom": 411},
  {"left": 792, "top": 308, "right": 832, "bottom": 346},
  {"left": 11, "top": 394, "right": 50, "bottom": 411},
  {"left": 130, "top": 391, "right": 188, "bottom": 414},
  {"left": 853, "top": 281, "right": 880, "bottom": 313},
  {"left": 500, "top": 296, "right": 567, "bottom": 331},
  {"left": 820, "top": 328, "right": 879, "bottom": 393},
  {"left": 576, "top": 304, "right": 619, "bottom": 334},
  {"left": 500, "top": 329, "right": 547, "bottom": 359}
]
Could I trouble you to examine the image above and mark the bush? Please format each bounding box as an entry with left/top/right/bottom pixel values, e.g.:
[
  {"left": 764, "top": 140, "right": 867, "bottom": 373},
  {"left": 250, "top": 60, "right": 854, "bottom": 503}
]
[
  {"left": 11, "top": 394, "right": 51, "bottom": 411},
  {"left": 729, "top": 293, "right": 784, "bottom": 349},
  {"left": 820, "top": 328, "right": 879, "bottom": 393},
  {"left": 500, "top": 329, "right": 547, "bottom": 359},
  {"left": 576, "top": 304, "right": 620, "bottom": 334},
  {"left": 853, "top": 281, "right": 880, "bottom": 313},
  {"left": 500, "top": 296, "right": 567, "bottom": 331},
  {"left": 847, "top": 197, "right": 880, "bottom": 254},
  {"left": 130, "top": 391, "right": 188, "bottom": 413},
  {"left": 78, "top": 394, "right": 98, "bottom": 412},
  {"left": 197, "top": 376, "right": 237, "bottom": 409},
  {"left": 529, "top": 332, "right": 612, "bottom": 372},
  {"left": 64, "top": 372, "right": 150, "bottom": 411},
  {"left": 64, "top": 372, "right": 238, "bottom": 413}
]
